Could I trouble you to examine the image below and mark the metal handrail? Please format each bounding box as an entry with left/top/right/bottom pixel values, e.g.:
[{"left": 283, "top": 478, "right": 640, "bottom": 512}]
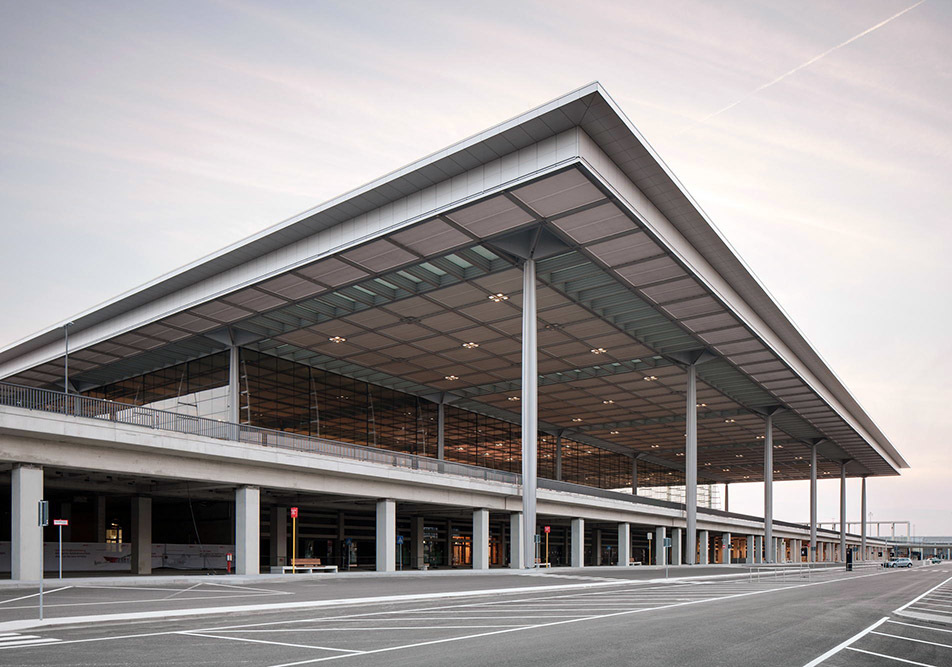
[{"left": 0, "top": 381, "right": 521, "bottom": 485}]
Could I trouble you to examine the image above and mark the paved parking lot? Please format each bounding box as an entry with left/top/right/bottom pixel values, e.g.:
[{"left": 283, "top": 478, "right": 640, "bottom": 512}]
[{"left": 0, "top": 564, "right": 943, "bottom": 665}]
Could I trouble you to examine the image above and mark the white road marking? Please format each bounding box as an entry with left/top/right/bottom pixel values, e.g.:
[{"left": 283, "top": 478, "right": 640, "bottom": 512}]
[
  {"left": 871, "top": 630, "right": 952, "bottom": 649},
  {"left": 887, "top": 619, "right": 952, "bottom": 634},
  {"left": 0, "top": 633, "right": 61, "bottom": 649},
  {"left": 181, "top": 631, "right": 364, "bottom": 653},
  {"left": 164, "top": 582, "right": 203, "bottom": 599},
  {"left": 0, "top": 587, "right": 72, "bottom": 605},
  {"left": 895, "top": 575, "right": 952, "bottom": 613},
  {"left": 844, "top": 646, "right": 937, "bottom": 666},
  {"left": 801, "top": 616, "right": 888, "bottom": 667}
]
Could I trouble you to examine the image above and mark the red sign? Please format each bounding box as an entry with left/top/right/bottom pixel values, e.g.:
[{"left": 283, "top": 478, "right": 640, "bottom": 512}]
[
  {"left": 544, "top": 526, "right": 551, "bottom": 534},
  {"left": 290, "top": 507, "right": 298, "bottom": 518},
  {"left": 53, "top": 519, "right": 69, "bottom": 526}
]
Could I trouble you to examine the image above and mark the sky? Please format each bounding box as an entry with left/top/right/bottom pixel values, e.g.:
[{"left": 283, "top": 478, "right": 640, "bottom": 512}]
[{"left": 1, "top": 1, "right": 949, "bottom": 534}]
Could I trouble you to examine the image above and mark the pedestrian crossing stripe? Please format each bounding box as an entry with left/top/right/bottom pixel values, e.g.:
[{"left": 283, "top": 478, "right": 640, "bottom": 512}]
[{"left": 0, "top": 632, "right": 61, "bottom": 649}]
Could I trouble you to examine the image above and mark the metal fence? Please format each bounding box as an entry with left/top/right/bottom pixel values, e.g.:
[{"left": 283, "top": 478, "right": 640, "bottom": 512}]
[{"left": 0, "top": 381, "right": 521, "bottom": 485}]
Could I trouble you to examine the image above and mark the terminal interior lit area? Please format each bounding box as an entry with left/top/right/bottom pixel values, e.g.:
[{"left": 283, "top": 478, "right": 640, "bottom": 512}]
[{"left": 0, "top": 84, "right": 912, "bottom": 580}]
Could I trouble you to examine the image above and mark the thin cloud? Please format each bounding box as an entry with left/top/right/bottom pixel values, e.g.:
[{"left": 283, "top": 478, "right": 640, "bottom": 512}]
[{"left": 676, "top": 0, "right": 926, "bottom": 136}]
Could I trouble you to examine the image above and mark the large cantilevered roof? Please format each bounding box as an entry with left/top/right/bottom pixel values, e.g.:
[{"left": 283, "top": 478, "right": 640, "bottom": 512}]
[{"left": 0, "top": 83, "right": 907, "bottom": 482}]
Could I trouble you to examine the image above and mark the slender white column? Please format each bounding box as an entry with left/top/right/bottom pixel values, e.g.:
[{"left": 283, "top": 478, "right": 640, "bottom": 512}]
[
  {"left": 655, "top": 526, "right": 667, "bottom": 567},
  {"left": 671, "top": 528, "right": 683, "bottom": 566},
  {"left": 618, "top": 523, "right": 631, "bottom": 567},
  {"left": 411, "top": 516, "right": 425, "bottom": 569},
  {"left": 473, "top": 509, "right": 490, "bottom": 570},
  {"left": 764, "top": 413, "right": 774, "bottom": 562},
  {"left": 755, "top": 535, "right": 763, "bottom": 564},
  {"left": 228, "top": 345, "right": 240, "bottom": 424},
  {"left": 509, "top": 512, "right": 524, "bottom": 569},
  {"left": 699, "top": 530, "right": 709, "bottom": 565},
  {"left": 722, "top": 533, "right": 732, "bottom": 565},
  {"left": 521, "top": 258, "right": 538, "bottom": 569},
  {"left": 376, "top": 499, "right": 396, "bottom": 572},
  {"left": 685, "top": 364, "right": 697, "bottom": 565},
  {"left": 571, "top": 518, "right": 584, "bottom": 568},
  {"left": 595, "top": 529, "right": 603, "bottom": 566},
  {"left": 840, "top": 462, "right": 847, "bottom": 561},
  {"left": 437, "top": 402, "right": 445, "bottom": 460},
  {"left": 235, "top": 486, "right": 259, "bottom": 575},
  {"left": 12, "top": 466, "right": 44, "bottom": 581},
  {"left": 861, "top": 476, "right": 868, "bottom": 561},
  {"left": 269, "top": 506, "right": 287, "bottom": 567},
  {"left": 555, "top": 432, "right": 562, "bottom": 481},
  {"left": 746, "top": 535, "right": 754, "bottom": 564},
  {"left": 810, "top": 444, "right": 818, "bottom": 562}
]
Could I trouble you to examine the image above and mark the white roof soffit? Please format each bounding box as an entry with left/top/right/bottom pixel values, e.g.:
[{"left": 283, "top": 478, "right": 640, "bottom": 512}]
[{"left": 0, "top": 82, "right": 906, "bottom": 472}]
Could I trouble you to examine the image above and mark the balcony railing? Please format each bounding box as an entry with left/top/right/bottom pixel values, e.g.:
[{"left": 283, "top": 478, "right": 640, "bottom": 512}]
[{"left": 0, "top": 381, "right": 521, "bottom": 485}]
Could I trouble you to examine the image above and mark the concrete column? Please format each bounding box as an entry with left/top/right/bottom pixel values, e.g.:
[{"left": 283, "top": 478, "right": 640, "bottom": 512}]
[
  {"left": 235, "top": 486, "right": 259, "bottom": 575},
  {"left": 411, "top": 516, "right": 425, "bottom": 569},
  {"left": 595, "top": 529, "right": 603, "bottom": 566},
  {"left": 473, "top": 509, "right": 490, "bottom": 570},
  {"left": 376, "top": 499, "right": 396, "bottom": 572},
  {"left": 571, "top": 518, "right": 584, "bottom": 568},
  {"left": 840, "top": 462, "right": 847, "bottom": 562},
  {"left": 521, "top": 258, "right": 538, "bottom": 569},
  {"left": 130, "top": 496, "right": 153, "bottom": 575},
  {"left": 810, "top": 443, "right": 818, "bottom": 562},
  {"left": 656, "top": 526, "right": 667, "bottom": 567},
  {"left": 722, "top": 533, "right": 732, "bottom": 565},
  {"left": 437, "top": 402, "right": 445, "bottom": 461},
  {"left": 861, "top": 476, "right": 868, "bottom": 561},
  {"left": 746, "top": 534, "right": 755, "bottom": 564},
  {"left": 631, "top": 457, "right": 638, "bottom": 495},
  {"left": 724, "top": 483, "right": 729, "bottom": 513},
  {"left": 555, "top": 431, "right": 562, "bottom": 481},
  {"left": 685, "top": 363, "right": 697, "bottom": 565},
  {"left": 509, "top": 512, "right": 524, "bottom": 569},
  {"left": 699, "top": 530, "right": 709, "bottom": 565},
  {"left": 228, "top": 344, "right": 240, "bottom": 424},
  {"left": 11, "top": 466, "right": 44, "bottom": 581},
  {"left": 764, "top": 413, "right": 774, "bottom": 563},
  {"left": 671, "top": 528, "right": 683, "bottom": 566},
  {"left": 269, "top": 506, "right": 287, "bottom": 567},
  {"left": 754, "top": 535, "right": 763, "bottom": 564},
  {"left": 96, "top": 495, "right": 107, "bottom": 543},
  {"left": 618, "top": 523, "right": 631, "bottom": 567}
]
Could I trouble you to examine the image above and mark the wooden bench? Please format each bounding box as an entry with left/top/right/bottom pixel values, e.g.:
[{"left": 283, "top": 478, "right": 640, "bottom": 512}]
[{"left": 270, "top": 558, "right": 339, "bottom": 574}]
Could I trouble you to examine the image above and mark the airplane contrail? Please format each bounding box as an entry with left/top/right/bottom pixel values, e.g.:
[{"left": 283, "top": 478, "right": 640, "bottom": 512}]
[{"left": 676, "top": 0, "right": 925, "bottom": 135}]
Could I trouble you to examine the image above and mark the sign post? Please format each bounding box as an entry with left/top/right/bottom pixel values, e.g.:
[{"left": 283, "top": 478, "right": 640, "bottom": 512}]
[
  {"left": 397, "top": 535, "right": 404, "bottom": 570},
  {"left": 53, "top": 519, "right": 68, "bottom": 579},
  {"left": 663, "top": 537, "right": 672, "bottom": 578},
  {"left": 290, "top": 507, "right": 299, "bottom": 573},
  {"left": 647, "top": 532, "right": 653, "bottom": 566},
  {"left": 544, "top": 526, "right": 550, "bottom": 566},
  {"left": 38, "top": 500, "right": 48, "bottom": 620}
]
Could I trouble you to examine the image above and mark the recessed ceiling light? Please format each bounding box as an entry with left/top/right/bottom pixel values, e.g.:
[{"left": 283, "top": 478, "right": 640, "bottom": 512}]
[
  {"left": 666, "top": 472, "right": 673, "bottom": 476},
  {"left": 495, "top": 442, "right": 503, "bottom": 447},
  {"left": 603, "top": 399, "right": 614, "bottom": 405},
  {"left": 329, "top": 336, "right": 346, "bottom": 344},
  {"left": 697, "top": 403, "right": 707, "bottom": 407},
  {"left": 743, "top": 475, "right": 751, "bottom": 480},
  {"left": 725, "top": 419, "right": 736, "bottom": 423},
  {"left": 735, "top": 454, "right": 744, "bottom": 458},
  {"left": 644, "top": 375, "right": 658, "bottom": 381},
  {"left": 610, "top": 430, "right": 620, "bottom": 435},
  {"left": 444, "top": 375, "right": 459, "bottom": 381},
  {"left": 676, "top": 452, "right": 684, "bottom": 457},
  {"left": 488, "top": 293, "right": 509, "bottom": 303},
  {"left": 457, "top": 447, "right": 464, "bottom": 451},
  {"left": 704, "top": 462, "right": 711, "bottom": 466},
  {"left": 773, "top": 444, "right": 783, "bottom": 449},
  {"left": 651, "top": 444, "right": 660, "bottom": 449},
  {"left": 795, "top": 456, "right": 804, "bottom": 460},
  {"left": 462, "top": 342, "right": 479, "bottom": 349},
  {"left": 722, "top": 468, "right": 731, "bottom": 472},
  {"left": 591, "top": 347, "right": 607, "bottom": 355},
  {"left": 507, "top": 396, "right": 520, "bottom": 402},
  {"left": 756, "top": 435, "right": 765, "bottom": 440},
  {"left": 572, "top": 418, "right": 583, "bottom": 422}
]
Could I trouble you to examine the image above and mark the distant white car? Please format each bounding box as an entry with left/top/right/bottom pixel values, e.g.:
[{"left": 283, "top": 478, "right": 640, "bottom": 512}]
[{"left": 885, "top": 558, "right": 913, "bottom": 568}]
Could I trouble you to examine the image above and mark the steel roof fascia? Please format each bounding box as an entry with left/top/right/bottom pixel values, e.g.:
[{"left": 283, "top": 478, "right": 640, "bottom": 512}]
[
  {"left": 573, "top": 145, "right": 905, "bottom": 472},
  {"left": 0, "top": 153, "right": 585, "bottom": 381},
  {"left": 0, "top": 83, "right": 602, "bottom": 368}
]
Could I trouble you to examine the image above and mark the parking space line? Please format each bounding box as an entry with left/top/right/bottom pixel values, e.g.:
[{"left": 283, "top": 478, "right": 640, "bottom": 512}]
[
  {"left": 801, "top": 616, "right": 888, "bottom": 667},
  {"left": 871, "top": 630, "right": 952, "bottom": 649},
  {"left": 0, "top": 587, "right": 72, "bottom": 605},
  {"left": 896, "top": 575, "right": 952, "bottom": 613},
  {"left": 887, "top": 620, "right": 952, "bottom": 634},
  {"left": 181, "top": 631, "right": 364, "bottom": 654},
  {"left": 844, "top": 646, "right": 937, "bottom": 666}
]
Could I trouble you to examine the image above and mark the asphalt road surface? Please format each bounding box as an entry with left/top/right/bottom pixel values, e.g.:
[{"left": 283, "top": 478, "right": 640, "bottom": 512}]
[{"left": 0, "top": 564, "right": 950, "bottom": 666}]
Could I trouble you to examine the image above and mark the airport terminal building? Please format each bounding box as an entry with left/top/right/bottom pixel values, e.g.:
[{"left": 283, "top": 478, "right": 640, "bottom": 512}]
[{"left": 0, "top": 84, "right": 908, "bottom": 580}]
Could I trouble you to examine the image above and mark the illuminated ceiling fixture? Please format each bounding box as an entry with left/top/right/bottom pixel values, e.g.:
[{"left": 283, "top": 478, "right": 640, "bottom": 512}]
[
  {"left": 743, "top": 475, "right": 751, "bottom": 480},
  {"left": 676, "top": 452, "right": 684, "bottom": 457},
  {"left": 697, "top": 403, "right": 707, "bottom": 408},
  {"left": 650, "top": 444, "right": 660, "bottom": 449},
  {"left": 704, "top": 462, "right": 712, "bottom": 466},
  {"left": 507, "top": 396, "right": 520, "bottom": 402},
  {"left": 756, "top": 435, "right": 765, "bottom": 440},
  {"left": 495, "top": 442, "right": 503, "bottom": 447},
  {"left": 571, "top": 418, "right": 583, "bottom": 422},
  {"left": 795, "top": 456, "right": 804, "bottom": 460},
  {"left": 444, "top": 375, "right": 459, "bottom": 381},
  {"left": 724, "top": 418, "right": 736, "bottom": 423},
  {"left": 735, "top": 454, "right": 744, "bottom": 458},
  {"left": 591, "top": 347, "right": 607, "bottom": 355},
  {"left": 643, "top": 375, "right": 658, "bottom": 381},
  {"left": 774, "top": 469, "right": 780, "bottom": 474},
  {"left": 456, "top": 447, "right": 464, "bottom": 451},
  {"left": 328, "top": 336, "right": 346, "bottom": 344},
  {"left": 602, "top": 399, "right": 614, "bottom": 405},
  {"left": 610, "top": 430, "right": 620, "bottom": 435},
  {"left": 666, "top": 472, "right": 673, "bottom": 476},
  {"left": 722, "top": 468, "right": 731, "bottom": 472},
  {"left": 462, "top": 342, "right": 479, "bottom": 349},
  {"left": 773, "top": 444, "right": 783, "bottom": 449},
  {"left": 488, "top": 293, "right": 509, "bottom": 303}
]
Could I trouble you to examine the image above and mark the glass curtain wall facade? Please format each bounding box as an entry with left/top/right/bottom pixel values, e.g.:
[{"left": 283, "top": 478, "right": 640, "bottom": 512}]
[{"left": 84, "top": 349, "right": 686, "bottom": 491}]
